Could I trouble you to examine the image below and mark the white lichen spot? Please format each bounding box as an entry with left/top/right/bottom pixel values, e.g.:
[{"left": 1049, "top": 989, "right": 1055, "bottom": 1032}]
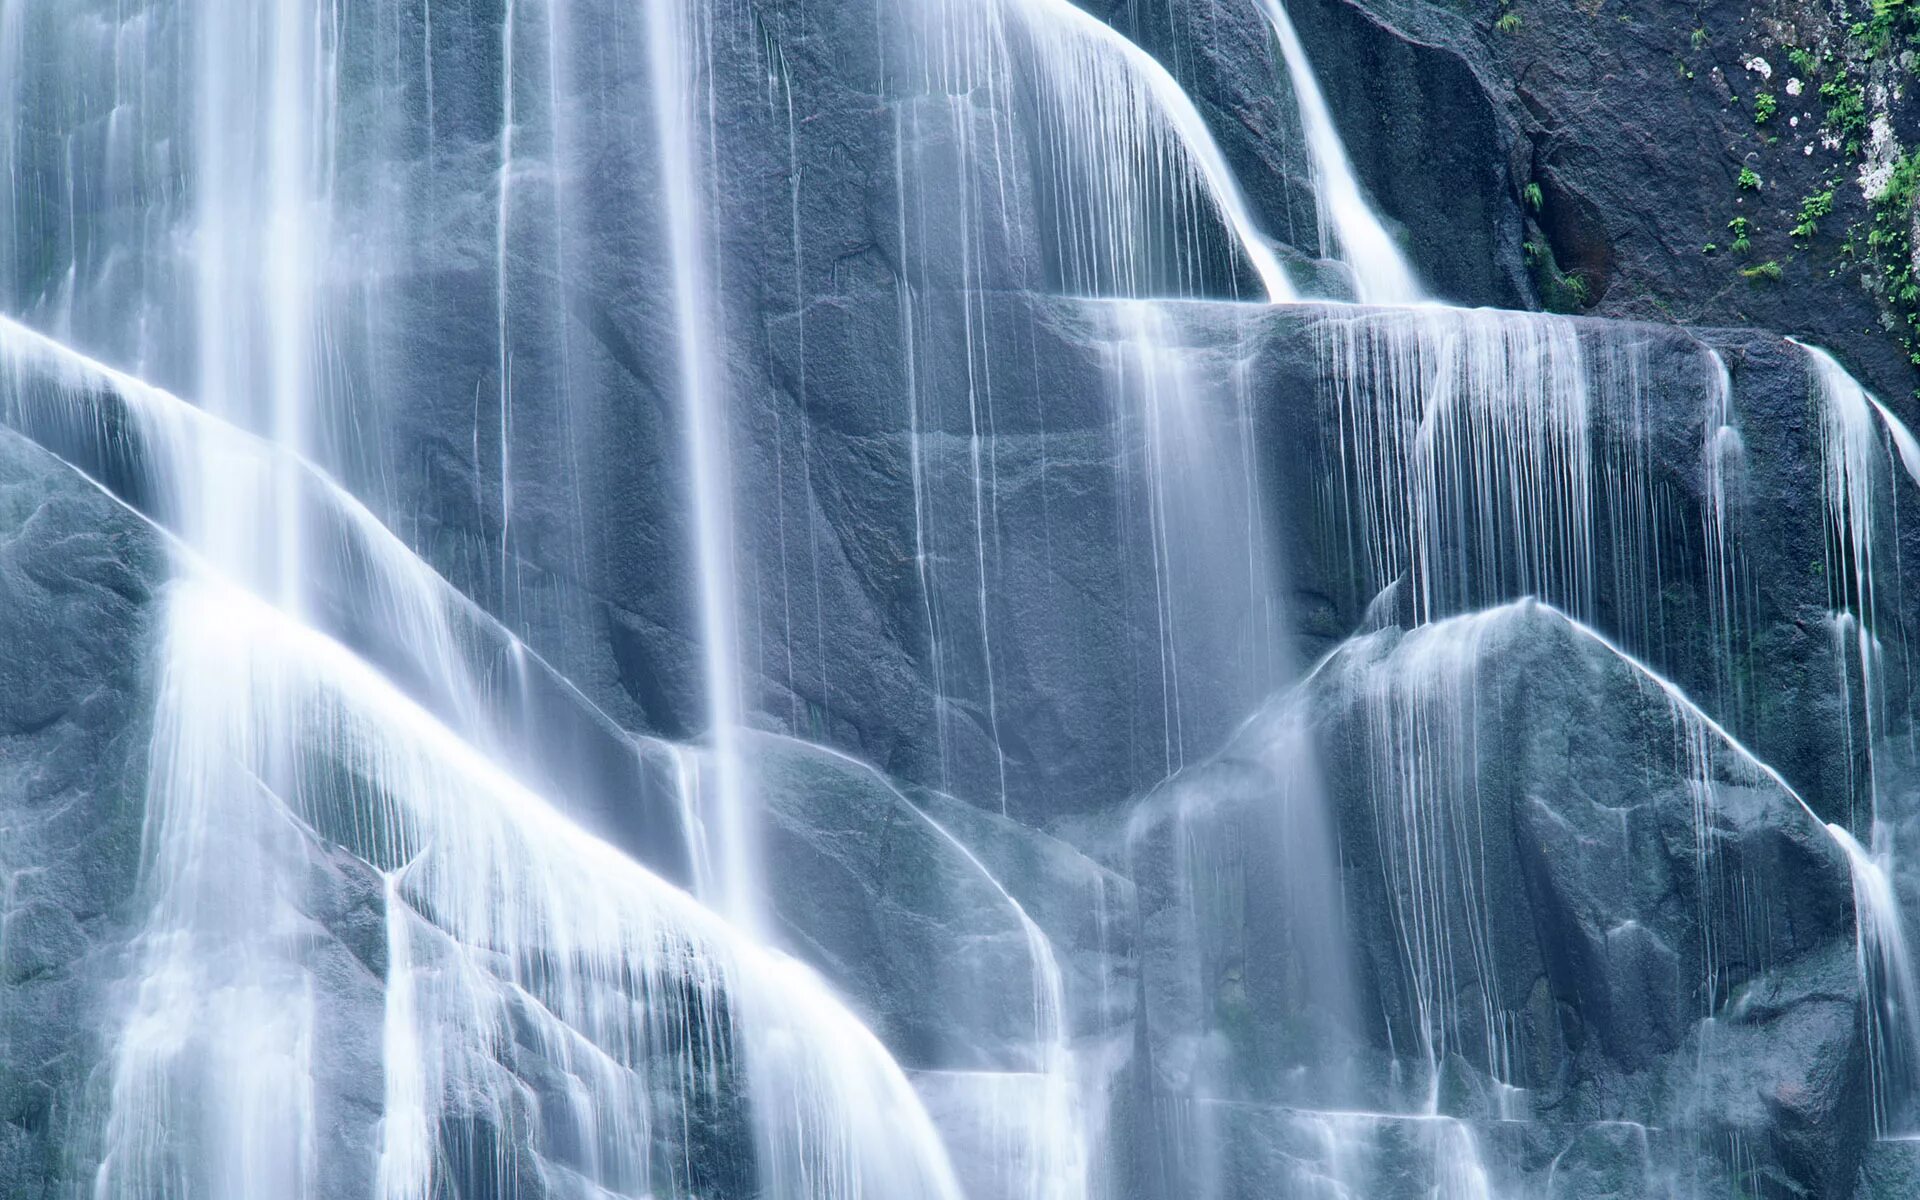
[
  {"left": 1790, "top": 115, "right": 1800, "bottom": 128},
  {"left": 1744, "top": 55, "right": 1773, "bottom": 79},
  {"left": 1858, "top": 113, "right": 1901, "bottom": 201},
  {"left": 1806, "top": 143, "right": 1816, "bottom": 156},
  {"left": 1823, "top": 130, "right": 1844, "bottom": 152},
  {"left": 1786, "top": 77, "right": 1803, "bottom": 97}
]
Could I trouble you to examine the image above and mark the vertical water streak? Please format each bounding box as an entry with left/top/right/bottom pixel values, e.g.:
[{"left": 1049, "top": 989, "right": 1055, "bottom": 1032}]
[
  {"left": 893, "top": 103, "right": 951, "bottom": 792},
  {"left": 1830, "top": 824, "right": 1920, "bottom": 1137},
  {"left": 1319, "top": 308, "right": 1595, "bottom": 626},
  {"left": 1803, "top": 343, "right": 1899, "bottom": 834},
  {"left": 375, "top": 872, "right": 432, "bottom": 1200},
  {"left": 644, "top": 0, "right": 755, "bottom": 929},
  {"left": 193, "top": 0, "right": 338, "bottom": 605},
  {"left": 1118, "top": 300, "right": 1188, "bottom": 773},
  {"left": 0, "top": 0, "right": 20, "bottom": 305},
  {"left": 1702, "top": 352, "right": 1751, "bottom": 725},
  {"left": 1255, "top": 0, "right": 1422, "bottom": 303},
  {"left": 495, "top": 0, "right": 518, "bottom": 612},
  {"left": 907, "top": 799, "right": 1090, "bottom": 1200},
  {"left": 904, "top": 0, "right": 1295, "bottom": 301},
  {"left": 1344, "top": 611, "right": 1516, "bottom": 1109},
  {"left": 1105, "top": 300, "right": 1284, "bottom": 785}
]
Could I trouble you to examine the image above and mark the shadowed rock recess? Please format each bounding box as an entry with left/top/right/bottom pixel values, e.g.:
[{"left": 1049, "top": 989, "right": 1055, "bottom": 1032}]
[{"left": 10, "top": 0, "right": 1920, "bottom": 1197}]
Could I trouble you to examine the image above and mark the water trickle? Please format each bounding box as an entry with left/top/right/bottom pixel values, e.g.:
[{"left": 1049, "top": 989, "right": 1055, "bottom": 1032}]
[
  {"left": 908, "top": 799, "right": 1090, "bottom": 1200},
  {"left": 895, "top": 0, "right": 1294, "bottom": 301},
  {"left": 1255, "top": 0, "right": 1422, "bottom": 303},
  {"left": 1318, "top": 307, "right": 1598, "bottom": 624},
  {"left": 645, "top": 0, "right": 756, "bottom": 930},
  {"left": 1831, "top": 825, "right": 1920, "bottom": 1137},
  {"left": 494, "top": 0, "right": 518, "bottom": 609},
  {"left": 1104, "top": 299, "right": 1285, "bottom": 780},
  {"left": 1801, "top": 342, "right": 1917, "bottom": 834},
  {"left": 1702, "top": 352, "right": 1752, "bottom": 725}
]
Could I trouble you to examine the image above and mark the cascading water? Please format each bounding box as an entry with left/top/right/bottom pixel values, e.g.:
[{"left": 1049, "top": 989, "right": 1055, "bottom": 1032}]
[
  {"left": 1318, "top": 307, "right": 1602, "bottom": 621},
  {"left": 904, "top": 797, "right": 1089, "bottom": 1200},
  {"left": 1255, "top": 0, "right": 1422, "bottom": 304},
  {"left": 1832, "top": 825, "right": 1920, "bottom": 1137},
  {"left": 7, "top": 0, "right": 1920, "bottom": 1198}
]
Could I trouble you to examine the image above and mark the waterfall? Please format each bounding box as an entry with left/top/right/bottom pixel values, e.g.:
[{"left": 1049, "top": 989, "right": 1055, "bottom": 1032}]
[
  {"left": 93, "top": 575, "right": 967, "bottom": 1199},
  {"left": 1702, "top": 352, "right": 1751, "bottom": 725},
  {"left": 1317, "top": 307, "right": 1600, "bottom": 623},
  {"left": 0, "top": 0, "right": 973, "bottom": 1189},
  {"left": 1800, "top": 345, "right": 1920, "bottom": 846},
  {"left": 1255, "top": 0, "right": 1423, "bottom": 303},
  {"left": 7, "top": 0, "right": 1920, "bottom": 1197},
  {"left": 1807, "top": 343, "right": 1894, "bottom": 829},
  {"left": 996, "top": 0, "right": 1294, "bottom": 301},
  {"left": 1793, "top": 343, "right": 1920, "bottom": 1144},
  {"left": 645, "top": 0, "right": 756, "bottom": 929},
  {"left": 1103, "top": 299, "right": 1284, "bottom": 777},
  {"left": 1875, "top": 394, "right": 1920, "bottom": 487},
  {"left": 907, "top": 797, "right": 1090, "bottom": 1200},
  {"left": 895, "top": 0, "right": 1295, "bottom": 301},
  {"left": 192, "top": 1, "right": 339, "bottom": 605},
  {"left": 1831, "top": 825, "right": 1920, "bottom": 1137},
  {"left": 0, "top": 312, "right": 971, "bottom": 1198}
]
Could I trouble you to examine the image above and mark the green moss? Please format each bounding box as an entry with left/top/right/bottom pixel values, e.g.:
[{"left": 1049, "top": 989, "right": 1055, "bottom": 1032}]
[
  {"left": 1861, "top": 0, "right": 1920, "bottom": 56},
  {"left": 1737, "top": 166, "right": 1761, "bottom": 191},
  {"left": 1754, "top": 92, "right": 1778, "bottom": 125},
  {"left": 1867, "top": 151, "right": 1920, "bottom": 362},
  {"left": 1495, "top": 10, "right": 1521, "bottom": 33},
  {"left": 1741, "top": 260, "right": 1784, "bottom": 283},
  {"left": 1792, "top": 188, "right": 1835, "bottom": 244},
  {"left": 1525, "top": 237, "right": 1590, "bottom": 312},
  {"left": 1728, "top": 216, "right": 1752, "bottom": 253},
  {"left": 1522, "top": 182, "right": 1543, "bottom": 211},
  {"left": 1820, "top": 76, "right": 1870, "bottom": 155}
]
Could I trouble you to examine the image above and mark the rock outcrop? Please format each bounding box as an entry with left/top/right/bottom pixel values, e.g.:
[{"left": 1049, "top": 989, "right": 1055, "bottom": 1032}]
[{"left": 1131, "top": 602, "right": 1869, "bottom": 1197}]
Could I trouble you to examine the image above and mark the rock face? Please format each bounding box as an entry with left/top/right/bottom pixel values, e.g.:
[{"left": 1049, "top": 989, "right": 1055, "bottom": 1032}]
[
  {"left": 1259, "top": 0, "right": 1920, "bottom": 403},
  {"left": 0, "top": 427, "right": 162, "bottom": 1196},
  {"left": 1130, "top": 602, "right": 1869, "bottom": 1198}
]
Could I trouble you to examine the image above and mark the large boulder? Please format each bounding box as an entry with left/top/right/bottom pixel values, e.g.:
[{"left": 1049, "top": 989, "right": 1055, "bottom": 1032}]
[{"left": 1129, "top": 600, "right": 1870, "bottom": 1197}]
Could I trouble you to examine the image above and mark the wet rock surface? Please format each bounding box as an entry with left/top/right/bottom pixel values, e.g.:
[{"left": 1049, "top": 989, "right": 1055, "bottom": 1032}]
[
  {"left": 1131, "top": 602, "right": 1870, "bottom": 1197},
  {"left": 0, "top": 427, "right": 160, "bottom": 1196}
]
